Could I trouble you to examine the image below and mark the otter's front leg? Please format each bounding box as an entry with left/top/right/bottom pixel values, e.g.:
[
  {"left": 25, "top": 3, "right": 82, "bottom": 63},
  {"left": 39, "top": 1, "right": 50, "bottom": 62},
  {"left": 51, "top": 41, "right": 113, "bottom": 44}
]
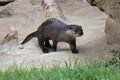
[
  {"left": 38, "top": 39, "right": 49, "bottom": 53},
  {"left": 52, "top": 41, "right": 58, "bottom": 52},
  {"left": 69, "top": 40, "right": 79, "bottom": 54}
]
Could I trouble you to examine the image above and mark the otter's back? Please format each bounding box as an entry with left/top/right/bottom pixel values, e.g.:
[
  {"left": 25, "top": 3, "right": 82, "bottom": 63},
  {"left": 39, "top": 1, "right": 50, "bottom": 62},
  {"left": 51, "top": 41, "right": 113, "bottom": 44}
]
[{"left": 41, "top": 18, "right": 66, "bottom": 29}]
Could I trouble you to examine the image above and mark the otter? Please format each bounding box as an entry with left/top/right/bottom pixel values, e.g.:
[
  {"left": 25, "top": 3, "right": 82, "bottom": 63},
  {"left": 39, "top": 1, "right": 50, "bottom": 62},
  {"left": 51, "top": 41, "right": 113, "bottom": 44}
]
[{"left": 21, "top": 18, "right": 83, "bottom": 53}]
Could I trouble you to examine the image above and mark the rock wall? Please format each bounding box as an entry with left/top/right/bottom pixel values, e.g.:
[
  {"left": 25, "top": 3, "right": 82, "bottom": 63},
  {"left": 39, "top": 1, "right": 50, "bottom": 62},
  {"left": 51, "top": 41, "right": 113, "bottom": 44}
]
[{"left": 87, "top": 0, "right": 120, "bottom": 52}]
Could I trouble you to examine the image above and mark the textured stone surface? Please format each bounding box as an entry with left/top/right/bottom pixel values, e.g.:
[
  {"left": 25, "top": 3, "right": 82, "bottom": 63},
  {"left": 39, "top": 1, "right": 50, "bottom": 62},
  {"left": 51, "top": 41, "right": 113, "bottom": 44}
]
[
  {"left": 5, "top": 0, "right": 34, "bottom": 15},
  {"left": 0, "top": 20, "right": 18, "bottom": 54},
  {"left": 87, "top": 0, "right": 120, "bottom": 51},
  {"left": 29, "top": 0, "right": 41, "bottom": 5},
  {"left": 41, "top": 0, "right": 66, "bottom": 21},
  {"left": 0, "top": 7, "right": 12, "bottom": 18},
  {"left": 0, "top": 21, "right": 17, "bottom": 44}
]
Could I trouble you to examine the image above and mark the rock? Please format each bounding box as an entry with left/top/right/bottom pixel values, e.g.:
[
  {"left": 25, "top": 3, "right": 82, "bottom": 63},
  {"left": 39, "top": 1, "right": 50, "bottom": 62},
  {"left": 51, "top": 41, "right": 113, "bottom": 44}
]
[
  {"left": 0, "top": 7, "right": 12, "bottom": 18},
  {"left": 17, "top": 44, "right": 24, "bottom": 49},
  {"left": 2, "top": 0, "right": 45, "bottom": 42},
  {"left": 0, "top": 0, "right": 34, "bottom": 15},
  {"left": 0, "top": 21, "right": 18, "bottom": 53},
  {"left": 0, "top": 0, "right": 39, "bottom": 18},
  {"left": 29, "top": 0, "right": 41, "bottom": 5},
  {"left": 0, "top": 20, "right": 18, "bottom": 53},
  {"left": 87, "top": 0, "right": 120, "bottom": 52},
  {"left": 41, "top": 0, "right": 66, "bottom": 21},
  {"left": 0, "top": 20, "right": 18, "bottom": 44},
  {"left": 105, "top": 18, "right": 120, "bottom": 51}
]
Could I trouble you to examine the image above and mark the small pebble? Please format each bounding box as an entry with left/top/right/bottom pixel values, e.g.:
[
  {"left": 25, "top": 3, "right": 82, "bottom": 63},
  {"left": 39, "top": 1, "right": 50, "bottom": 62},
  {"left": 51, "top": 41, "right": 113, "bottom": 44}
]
[{"left": 18, "top": 45, "right": 24, "bottom": 49}]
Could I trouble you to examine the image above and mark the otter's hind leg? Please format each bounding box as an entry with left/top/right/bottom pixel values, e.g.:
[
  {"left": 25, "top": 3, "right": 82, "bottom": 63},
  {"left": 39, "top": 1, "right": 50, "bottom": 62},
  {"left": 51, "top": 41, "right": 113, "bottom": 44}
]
[
  {"left": 38, "top": 39, "right": 49, "bottom": 53},
  {"left": 69, "top": 40, "right": 79, "bottom": 54}
]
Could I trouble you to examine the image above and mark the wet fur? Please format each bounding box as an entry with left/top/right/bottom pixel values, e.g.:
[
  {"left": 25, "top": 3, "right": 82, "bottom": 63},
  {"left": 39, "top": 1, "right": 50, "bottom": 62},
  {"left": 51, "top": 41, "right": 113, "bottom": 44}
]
[{"left": 21, "top": 18, "right": 83, "bottom": 53}]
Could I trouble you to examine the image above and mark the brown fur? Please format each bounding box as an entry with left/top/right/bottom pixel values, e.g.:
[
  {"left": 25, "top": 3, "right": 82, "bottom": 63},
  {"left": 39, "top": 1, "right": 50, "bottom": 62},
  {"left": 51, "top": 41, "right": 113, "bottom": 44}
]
[{"left": 21, "top": 18, "right": 83, "bottom": 53}]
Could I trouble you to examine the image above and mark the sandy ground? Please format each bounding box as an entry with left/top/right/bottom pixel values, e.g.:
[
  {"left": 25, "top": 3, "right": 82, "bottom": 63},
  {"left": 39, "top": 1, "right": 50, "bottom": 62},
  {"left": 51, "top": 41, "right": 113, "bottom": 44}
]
[{"left": 0, "top": 0, "right": 113, "bottom": 69}]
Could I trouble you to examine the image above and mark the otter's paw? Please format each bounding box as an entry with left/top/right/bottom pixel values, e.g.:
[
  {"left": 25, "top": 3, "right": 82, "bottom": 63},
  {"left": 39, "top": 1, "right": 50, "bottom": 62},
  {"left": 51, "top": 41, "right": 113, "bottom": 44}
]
[
  {"left": 52, "top": 49, "right": 57, "bottom": 52},
  {"left": 43, "top": 49, "right": 49, "bottom": 53},
  {"left": 72, "top": 49, "right": 79, "bottom": 54}
]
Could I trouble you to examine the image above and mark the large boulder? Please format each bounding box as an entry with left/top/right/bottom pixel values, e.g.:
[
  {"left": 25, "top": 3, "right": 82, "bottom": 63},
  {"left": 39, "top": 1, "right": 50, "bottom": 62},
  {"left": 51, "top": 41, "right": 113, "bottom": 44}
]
[{"left": 87, "top": 0, "right": 120, "bottom": 52}]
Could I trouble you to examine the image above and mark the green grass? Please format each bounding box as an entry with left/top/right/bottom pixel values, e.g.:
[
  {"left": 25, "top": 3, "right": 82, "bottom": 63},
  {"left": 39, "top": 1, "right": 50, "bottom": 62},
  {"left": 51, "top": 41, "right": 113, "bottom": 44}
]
[{"left": 0, "top": 60, "right": 120, "bottom": 80}]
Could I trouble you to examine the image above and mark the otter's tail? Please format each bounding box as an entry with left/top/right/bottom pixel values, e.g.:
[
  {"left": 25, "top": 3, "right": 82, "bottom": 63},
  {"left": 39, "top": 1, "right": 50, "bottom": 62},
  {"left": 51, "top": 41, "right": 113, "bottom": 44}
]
[{"left": 21, "top": 31, "right": 37, "bottom": 45}]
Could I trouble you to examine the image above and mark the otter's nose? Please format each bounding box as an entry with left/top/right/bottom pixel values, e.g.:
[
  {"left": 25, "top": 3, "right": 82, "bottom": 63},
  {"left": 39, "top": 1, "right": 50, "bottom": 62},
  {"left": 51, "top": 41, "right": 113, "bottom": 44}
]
[{"left": 79, "top": 31, "right": 83, "bottom": 36}]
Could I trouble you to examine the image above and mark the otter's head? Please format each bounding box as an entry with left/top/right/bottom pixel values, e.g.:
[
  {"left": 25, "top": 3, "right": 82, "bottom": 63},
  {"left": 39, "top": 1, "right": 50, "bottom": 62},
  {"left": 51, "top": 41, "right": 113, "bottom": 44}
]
[{"left": 68, "top": 25, "right": 83, "bottom": 37}]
